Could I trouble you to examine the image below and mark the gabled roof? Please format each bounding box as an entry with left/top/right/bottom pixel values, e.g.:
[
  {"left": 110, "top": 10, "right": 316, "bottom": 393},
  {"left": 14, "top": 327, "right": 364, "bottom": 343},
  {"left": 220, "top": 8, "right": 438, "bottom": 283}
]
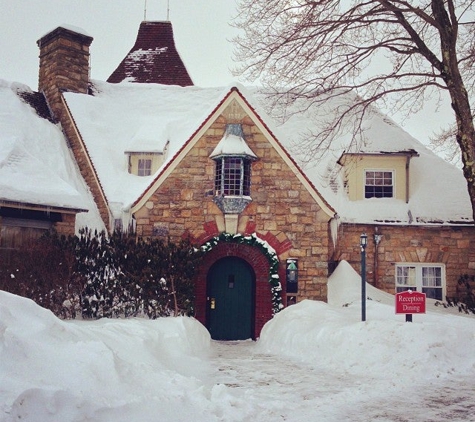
[
  {"left": 63, "top": 81, "right": 226, "bottom": 214},
  {"left": 107, "top": 21, "right": 193, "bottom": 86},
  {"left": 0, "top": 80, "right": 88, "bottom": 213},
  {"left": 62, "top": 80, "right": 472, "bottom": 226},
  {"left": 130, "top": 86, "right": 335, "bottom": 217}
]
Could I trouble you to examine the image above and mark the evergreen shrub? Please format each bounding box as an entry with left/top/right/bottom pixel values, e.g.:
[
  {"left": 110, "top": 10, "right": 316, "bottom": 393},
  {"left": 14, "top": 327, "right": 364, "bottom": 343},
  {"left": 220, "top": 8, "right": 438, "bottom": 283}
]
[
  {"left": 437, "top": 274, "right": 475, "bottom": 315},
  {"left": 0, "top": 229, "right": 202, "bottom": 319}
]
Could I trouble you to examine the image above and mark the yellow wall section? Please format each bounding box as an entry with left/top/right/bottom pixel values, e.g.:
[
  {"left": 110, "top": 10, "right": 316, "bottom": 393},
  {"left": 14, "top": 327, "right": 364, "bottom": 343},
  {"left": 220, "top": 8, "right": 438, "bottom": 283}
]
[
  {"left": 342, "top": 155, "right": 407, "bottom": 201},
  {"left": 129, "top": 153, "right": 162, "bottom": 176}
]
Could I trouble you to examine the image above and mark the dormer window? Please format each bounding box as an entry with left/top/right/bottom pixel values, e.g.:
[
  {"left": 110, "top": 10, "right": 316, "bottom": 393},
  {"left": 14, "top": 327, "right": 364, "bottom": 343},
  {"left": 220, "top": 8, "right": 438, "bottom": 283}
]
[
  {"left": 138, "top": 158, "right": 152, "bottom": 176},
  {"left": 210, "top": 124, "right": 257, "bottom": 214},
  {"left": 125, "top": 140, "right": 169, "bottom": 177},
  {"left": 338, "top": 150, "right": 418, "bottom": 202},
  {"left": 365, "top": 170, "right": 394, "bottom": 198}
]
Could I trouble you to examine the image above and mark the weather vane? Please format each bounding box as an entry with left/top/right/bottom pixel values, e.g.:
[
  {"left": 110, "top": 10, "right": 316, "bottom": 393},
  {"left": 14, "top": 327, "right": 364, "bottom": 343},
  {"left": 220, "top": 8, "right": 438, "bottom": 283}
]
[{"left": 144, "top": 0, "right": 170, "bottom": 20}]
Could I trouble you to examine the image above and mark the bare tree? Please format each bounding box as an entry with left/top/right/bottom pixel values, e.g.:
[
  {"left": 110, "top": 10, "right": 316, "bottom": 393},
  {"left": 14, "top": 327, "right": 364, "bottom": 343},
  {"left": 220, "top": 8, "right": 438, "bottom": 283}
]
[{"left": 232, "top": 0, "right": 475, "bottom": 220}]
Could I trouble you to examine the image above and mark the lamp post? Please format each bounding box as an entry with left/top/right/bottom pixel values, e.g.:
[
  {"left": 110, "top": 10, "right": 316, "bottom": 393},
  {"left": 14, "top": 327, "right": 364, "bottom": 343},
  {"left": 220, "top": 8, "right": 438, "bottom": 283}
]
[{"left": 360, "top": 233, "right": 368, "bottom": 322}]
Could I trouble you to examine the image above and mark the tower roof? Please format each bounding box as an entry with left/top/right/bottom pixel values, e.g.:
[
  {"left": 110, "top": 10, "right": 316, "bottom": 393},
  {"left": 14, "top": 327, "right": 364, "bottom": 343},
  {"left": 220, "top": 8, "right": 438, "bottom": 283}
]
[{"left": 107, "top": 21, "right": 193, "bottom": 86}]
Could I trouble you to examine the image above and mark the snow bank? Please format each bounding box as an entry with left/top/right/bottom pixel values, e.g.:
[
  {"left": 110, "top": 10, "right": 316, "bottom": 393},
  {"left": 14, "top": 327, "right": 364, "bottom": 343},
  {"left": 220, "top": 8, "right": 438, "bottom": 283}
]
[
  {"left": 1, "top": 260, "right": 474, "bottom": 421},
  {"left": 0, "top": 291, "right": 212, "bottom": 422},
  {"left": 259, "top": 299, "right": 475, "bottom": 381},
  {"left": 259, "top": 261, "right": 475, "bottom": 387}
]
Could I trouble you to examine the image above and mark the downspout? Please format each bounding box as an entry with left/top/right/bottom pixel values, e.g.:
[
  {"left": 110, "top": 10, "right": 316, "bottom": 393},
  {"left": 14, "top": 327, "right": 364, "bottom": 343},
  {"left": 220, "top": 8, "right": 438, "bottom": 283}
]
[
  {"left": 373, "top": 227, "right": 383, "bottom": 287},
  {"left": 405, "top": 156, "right": 410, "bottom": 203}
]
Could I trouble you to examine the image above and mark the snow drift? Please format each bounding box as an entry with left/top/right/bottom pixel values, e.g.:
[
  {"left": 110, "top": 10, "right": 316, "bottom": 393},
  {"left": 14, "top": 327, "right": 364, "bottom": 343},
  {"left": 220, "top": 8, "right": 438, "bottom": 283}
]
[{"left": 1, "top": 260, "right": 474, "bottom": 421}]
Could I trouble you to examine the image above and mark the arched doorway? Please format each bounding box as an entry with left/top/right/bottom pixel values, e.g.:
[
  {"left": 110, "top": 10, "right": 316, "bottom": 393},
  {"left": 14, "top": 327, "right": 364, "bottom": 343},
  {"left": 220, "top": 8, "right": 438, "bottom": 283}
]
[{"left": 207, "top": 256, "right": 255, "bottom": 340}]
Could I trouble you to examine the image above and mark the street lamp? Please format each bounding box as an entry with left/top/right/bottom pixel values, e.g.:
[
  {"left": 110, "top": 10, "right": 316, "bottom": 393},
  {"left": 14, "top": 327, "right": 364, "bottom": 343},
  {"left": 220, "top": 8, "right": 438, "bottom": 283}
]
[{"left": 360, "top": 233, "right": 368, "bottom": 322}]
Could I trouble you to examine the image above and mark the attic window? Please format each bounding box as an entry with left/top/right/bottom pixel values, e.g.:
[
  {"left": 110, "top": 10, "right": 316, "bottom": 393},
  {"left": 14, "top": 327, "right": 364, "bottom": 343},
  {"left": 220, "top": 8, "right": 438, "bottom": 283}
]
[{"left": 365, "top": 170, "right": 394, "bottom": 198}]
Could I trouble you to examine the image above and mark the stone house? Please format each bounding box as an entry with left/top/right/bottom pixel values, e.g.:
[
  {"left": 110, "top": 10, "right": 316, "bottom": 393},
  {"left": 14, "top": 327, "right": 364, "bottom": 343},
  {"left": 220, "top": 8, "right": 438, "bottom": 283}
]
[{"left": 1, "top": 21, "right": 474, "bottom": 339}]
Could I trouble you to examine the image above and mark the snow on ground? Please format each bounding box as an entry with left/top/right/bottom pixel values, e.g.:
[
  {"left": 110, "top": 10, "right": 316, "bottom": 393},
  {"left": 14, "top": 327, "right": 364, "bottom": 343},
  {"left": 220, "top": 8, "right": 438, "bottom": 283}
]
[{"left": 1, "top": 261, "right": 474, "bottom": 421}]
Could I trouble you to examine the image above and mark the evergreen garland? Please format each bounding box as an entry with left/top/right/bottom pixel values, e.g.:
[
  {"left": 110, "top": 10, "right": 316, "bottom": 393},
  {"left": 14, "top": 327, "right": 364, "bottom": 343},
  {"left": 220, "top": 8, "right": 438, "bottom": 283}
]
[{"left": 201, "top": 232, "right": 284, "bottom": 314}]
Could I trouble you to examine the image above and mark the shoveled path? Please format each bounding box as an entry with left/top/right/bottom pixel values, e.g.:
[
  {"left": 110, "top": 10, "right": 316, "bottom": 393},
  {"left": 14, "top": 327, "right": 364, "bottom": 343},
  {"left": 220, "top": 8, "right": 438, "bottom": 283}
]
[{"left": 206, "top": 341, "right": 475, "bottom": 422}]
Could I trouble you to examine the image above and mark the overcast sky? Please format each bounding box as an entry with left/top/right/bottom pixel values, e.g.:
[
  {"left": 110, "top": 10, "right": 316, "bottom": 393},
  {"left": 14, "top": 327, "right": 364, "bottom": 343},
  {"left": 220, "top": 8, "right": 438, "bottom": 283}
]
[{"left": 0, "top": 0, "right": 454, "bottom": 146}]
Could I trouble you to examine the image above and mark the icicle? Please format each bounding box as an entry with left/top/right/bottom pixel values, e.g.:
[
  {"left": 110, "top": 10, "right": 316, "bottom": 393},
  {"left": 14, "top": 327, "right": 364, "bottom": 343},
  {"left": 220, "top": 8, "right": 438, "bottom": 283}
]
[
  {"left": 330, "top": 214, "right": 340, "bottom": 249},
  {"left": 120, "top": 210, "right": 135, "bottom": 233}
]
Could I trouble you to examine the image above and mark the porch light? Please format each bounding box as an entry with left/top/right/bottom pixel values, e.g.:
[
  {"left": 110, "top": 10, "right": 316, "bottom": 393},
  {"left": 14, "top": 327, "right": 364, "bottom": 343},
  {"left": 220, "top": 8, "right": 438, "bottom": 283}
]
[{"left": 286, "top": 259, "right": 298, "bottom": 293}]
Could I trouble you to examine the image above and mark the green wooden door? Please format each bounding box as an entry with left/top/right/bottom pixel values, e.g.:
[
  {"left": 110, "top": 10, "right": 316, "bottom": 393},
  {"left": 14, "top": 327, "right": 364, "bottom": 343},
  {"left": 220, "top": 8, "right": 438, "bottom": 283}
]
[{"left": 207, "top": 257, "right": 254, "bottom": 340}]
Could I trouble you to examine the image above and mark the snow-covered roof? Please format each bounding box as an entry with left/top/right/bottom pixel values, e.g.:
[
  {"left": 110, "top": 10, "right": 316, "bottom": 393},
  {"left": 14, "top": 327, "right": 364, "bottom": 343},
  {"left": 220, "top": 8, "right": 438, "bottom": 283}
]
[
  {"left": 61, "top": 80, "right": 473, "bottom": 226},
  {"left": 0, "top": 80, "right": 87, "bottom": 212},
  {"left": 210, "top": 125, "right": 257, "bottom": 159},
  {"left": 63, "top": 81, "right": 230, "bottom": 212},
  {"left": 257, "top": 92, "right": 473, "bottom": 225}
]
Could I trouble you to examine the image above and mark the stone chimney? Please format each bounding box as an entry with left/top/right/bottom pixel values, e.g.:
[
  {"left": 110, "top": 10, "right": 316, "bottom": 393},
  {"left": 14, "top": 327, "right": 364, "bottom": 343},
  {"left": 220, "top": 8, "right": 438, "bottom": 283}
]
[
  {"left": 37, "top": 26, "right": 93, "bottom": 120},
  {"left": 36, "top": 26, "right": 114, "bottom": 231},
  {"left": 107, "top": 21, "right": 193, "bottom": 86}
]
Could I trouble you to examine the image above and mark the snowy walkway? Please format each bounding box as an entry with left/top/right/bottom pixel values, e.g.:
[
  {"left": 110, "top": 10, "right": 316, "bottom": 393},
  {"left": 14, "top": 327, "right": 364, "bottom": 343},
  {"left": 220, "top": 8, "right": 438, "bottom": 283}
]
[{"left": 206, "top": 341, "right": 475, "bottom": 422}]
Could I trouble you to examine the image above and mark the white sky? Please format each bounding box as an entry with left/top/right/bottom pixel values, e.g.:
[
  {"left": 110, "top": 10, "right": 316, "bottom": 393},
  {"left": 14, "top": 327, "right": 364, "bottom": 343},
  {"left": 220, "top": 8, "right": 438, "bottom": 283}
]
[
  {"left": 0, "top": 0, "right": 239, "bottom": 88},
  {"left": 0, "top": 0, "right": 454, "bottom": 145}
]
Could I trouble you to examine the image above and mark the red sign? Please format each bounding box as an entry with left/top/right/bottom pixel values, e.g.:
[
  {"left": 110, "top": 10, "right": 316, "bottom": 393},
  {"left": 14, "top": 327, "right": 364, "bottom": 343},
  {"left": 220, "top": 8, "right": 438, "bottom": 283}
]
[{"left": 395, "top": 290, "right": 426, "bottom": 314}]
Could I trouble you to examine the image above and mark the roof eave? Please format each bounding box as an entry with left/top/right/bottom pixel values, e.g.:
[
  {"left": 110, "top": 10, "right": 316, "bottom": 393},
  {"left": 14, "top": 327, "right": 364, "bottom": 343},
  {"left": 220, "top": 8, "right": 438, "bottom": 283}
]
[{"left": 0, "top": 199, "right": 88, "bottom": 214}]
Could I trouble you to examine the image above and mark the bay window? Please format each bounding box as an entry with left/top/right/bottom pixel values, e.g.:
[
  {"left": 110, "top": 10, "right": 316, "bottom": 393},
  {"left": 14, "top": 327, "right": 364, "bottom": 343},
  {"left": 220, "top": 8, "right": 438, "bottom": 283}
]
[{"left": 214, "top": 156, "right": 251, "bottom": 196}]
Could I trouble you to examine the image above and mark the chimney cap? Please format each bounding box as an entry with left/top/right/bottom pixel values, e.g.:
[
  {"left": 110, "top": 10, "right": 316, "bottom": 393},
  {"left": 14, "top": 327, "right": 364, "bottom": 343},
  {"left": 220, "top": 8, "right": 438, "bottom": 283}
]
[{"left": 37, "top": 25, "right": 93, "bottom": 48}]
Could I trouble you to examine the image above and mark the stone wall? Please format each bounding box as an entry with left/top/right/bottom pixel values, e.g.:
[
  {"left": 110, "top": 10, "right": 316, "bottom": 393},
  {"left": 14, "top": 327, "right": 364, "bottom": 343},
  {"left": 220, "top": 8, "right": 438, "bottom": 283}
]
[
  {"left": 54, "top": 213, "right": 76, "bottom": 236},
  {"left": 332, "top": 223, "right": 475, "bottom": 299}
]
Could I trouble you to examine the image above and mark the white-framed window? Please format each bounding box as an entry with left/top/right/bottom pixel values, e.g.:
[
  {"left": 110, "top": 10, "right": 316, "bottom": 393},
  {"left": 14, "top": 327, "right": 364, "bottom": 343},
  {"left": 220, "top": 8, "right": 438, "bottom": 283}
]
[
  {"left": 138, "top": 158, "right": 152, "bottom": 176},
  {"left": 395, "top": 264, "right": 445, "bottom": 300},
  {"left": 214, "top": 157, "right": 251, "bottom": 196},
  {"left": 365, "top": 170, "right": 394, "bottom": 198}
]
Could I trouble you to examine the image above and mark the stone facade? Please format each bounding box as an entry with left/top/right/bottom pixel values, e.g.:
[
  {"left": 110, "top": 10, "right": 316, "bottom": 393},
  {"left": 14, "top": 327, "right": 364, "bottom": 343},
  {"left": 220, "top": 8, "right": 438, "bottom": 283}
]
[
  {"left": 331, "top": 223, "right": 475, "bottom": 299},
  {"left": 32, "top": 24, "right": 474, "bottom": 339},
  {"left": 133, "top": 105, "right": 332, "bottom": 336}
]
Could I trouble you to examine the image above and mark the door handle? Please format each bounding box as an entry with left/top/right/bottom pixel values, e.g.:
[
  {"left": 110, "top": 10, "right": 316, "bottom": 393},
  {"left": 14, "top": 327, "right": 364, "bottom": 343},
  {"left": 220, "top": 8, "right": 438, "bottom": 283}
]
[{"left": 210, "top": 297, "right": 216, "bottom": 309}]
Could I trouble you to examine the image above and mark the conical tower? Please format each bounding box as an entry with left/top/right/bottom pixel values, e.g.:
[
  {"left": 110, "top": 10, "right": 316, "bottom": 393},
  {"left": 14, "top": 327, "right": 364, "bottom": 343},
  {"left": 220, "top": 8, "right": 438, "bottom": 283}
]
[{"left": 107, "top": 21, "right": 193, "bottom": 86}]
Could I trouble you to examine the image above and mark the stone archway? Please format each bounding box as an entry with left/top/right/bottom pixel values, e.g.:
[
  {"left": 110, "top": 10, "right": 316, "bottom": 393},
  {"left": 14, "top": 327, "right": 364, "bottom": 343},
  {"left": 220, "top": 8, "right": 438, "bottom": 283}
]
[{"left": 194, "top": 239, "right": 278, "bottom": 339}]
